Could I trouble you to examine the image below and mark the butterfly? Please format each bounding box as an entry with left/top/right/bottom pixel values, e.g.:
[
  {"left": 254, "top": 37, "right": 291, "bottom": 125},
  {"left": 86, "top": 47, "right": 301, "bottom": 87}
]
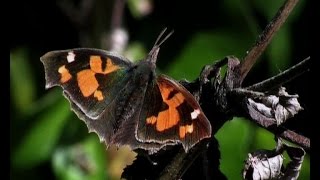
[{"left": 40, "top": 29, "right": 211, "bottom": 154}]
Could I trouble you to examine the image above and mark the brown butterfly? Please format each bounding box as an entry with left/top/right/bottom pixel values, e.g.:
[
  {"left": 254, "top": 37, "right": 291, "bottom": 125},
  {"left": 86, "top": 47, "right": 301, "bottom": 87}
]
[{"left": 40, "top": 29, "right": 211, "bottom": 154}]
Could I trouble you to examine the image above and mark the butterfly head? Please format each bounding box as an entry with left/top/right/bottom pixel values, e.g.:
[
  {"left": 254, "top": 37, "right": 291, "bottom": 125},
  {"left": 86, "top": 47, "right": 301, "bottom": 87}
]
[{"left": 134, "top": 28, "right": 174, "bottom": 84}]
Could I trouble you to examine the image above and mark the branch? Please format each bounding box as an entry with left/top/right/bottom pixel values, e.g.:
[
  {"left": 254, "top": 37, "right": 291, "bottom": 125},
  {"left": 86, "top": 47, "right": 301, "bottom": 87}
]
[
  {"left": 248, "top": 115, "right": 310, "bottom": 150},
  {"left": 110, "top": 0, "right": 126, "bottom": 29},
  {"left": 232, "top": 55, "right": 311, "bottom": 149},
  {"left": 279, "top": 129, "right": 310, "bottom": 150},
  {"left": 238, "top": 0, "right": 299, "bottom": 83},
  {"left": 102, "top": 0, "right": 128, "bottom": 52},
  {"left": 246, "top": 57, "right": 311, "bottom": 91}
]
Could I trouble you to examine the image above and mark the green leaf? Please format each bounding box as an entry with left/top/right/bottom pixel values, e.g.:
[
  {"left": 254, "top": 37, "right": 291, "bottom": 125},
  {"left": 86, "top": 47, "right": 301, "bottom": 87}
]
[
  {"left": 299, "top": 155, "right": 310, "bottom": 180},
  {"left": 216, "top": 118, "right": 253, "bottom": 179},
  {"left": 166, "top": 30, "right": 252, "bottom": 80},
  {"left": 10, "top": 48, "right": 35, "bottom": 114},
  {"left": 267, "top": 26, "right": 292, "bottom": 75},
  {"left": 12, "top": 99, "right": 71, "bottom": 168},
  {"left": 52, "top": 135, "right": 107, "bottom": 180},
  {"left": 252, "top": 127, "right": 276, "bottom": 150}
]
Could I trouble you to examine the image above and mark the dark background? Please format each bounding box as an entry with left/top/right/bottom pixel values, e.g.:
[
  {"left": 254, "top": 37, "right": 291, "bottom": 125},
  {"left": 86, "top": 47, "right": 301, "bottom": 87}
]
[{"left": 10, "top": 0, "right": 312, "bottom": 179}]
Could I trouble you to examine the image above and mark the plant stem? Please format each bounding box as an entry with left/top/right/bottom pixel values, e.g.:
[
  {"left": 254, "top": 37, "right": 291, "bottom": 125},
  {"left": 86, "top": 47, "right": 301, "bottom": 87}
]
[{"left": 239, "top": 0, "right": 299, "bottom": 83}]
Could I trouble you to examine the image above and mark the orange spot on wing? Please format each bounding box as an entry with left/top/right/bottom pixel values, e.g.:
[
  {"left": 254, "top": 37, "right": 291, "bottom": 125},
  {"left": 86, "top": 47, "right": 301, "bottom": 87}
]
[
  {"left": 94, "top": 90, "right": 104, "bottom": 101},
  {"left": 179, "top": 124, "right": 194, "bottom": 139},
  {"left": 146, "top": 116, "right": 157, "bottom": 124},
  {"left": 158, "top": 85, "right": 174, "bottom": 100},
  {"left": 179, "top": 126, "right": 186, "bottom": 138},
  {"left": 105, "top": 58, "right": 120, "bottom": 74},
  {"left": 77, "top": 70, "right": 99, "bottom": 97},
  {"left": 151, "top": 82, "right": 186, "bottom": 132},
  {"left": 186, "top": 124, "right": 194, "bottom": 133},
  {"left": 156, "top": 109, "right": 175, "bottom": 131},
  {"left": 58, "top": 65, "right": 72, "bottom": 83},
  {"left": 89, "top": 56, "right": 120, "bottom": 74},
  {"left": 90, "top": 56, "right": 103, "bottom": 73}
]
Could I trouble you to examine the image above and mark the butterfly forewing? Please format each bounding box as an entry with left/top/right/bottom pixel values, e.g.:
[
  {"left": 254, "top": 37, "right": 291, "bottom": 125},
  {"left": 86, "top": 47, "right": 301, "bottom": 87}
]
[
  {"left": 137, "top": 75, "right": 212, "bottom": 152},
  {"left": 40, "top": 48, "right": 133, "bottom": 119}
]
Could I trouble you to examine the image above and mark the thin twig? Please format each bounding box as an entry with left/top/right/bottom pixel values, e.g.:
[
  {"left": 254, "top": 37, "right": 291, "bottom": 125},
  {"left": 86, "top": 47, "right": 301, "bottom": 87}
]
[
  {"left": 238, "top": 0, "right": 299, "bottom": 83},
  {"left": 246, "top": 57, "right": 310, "bottom": 91},
  {"left": 101, "top": 0, "right": 129, "bottom": 51},
  {"left": 248, "top": 116, "right": 310, "bottom": 150},
  {"left": 110, "top": 0, "right": 126, "bottom": 29},
  {"left": 279, "top": 129, "right": 310, "bottom": 150}
]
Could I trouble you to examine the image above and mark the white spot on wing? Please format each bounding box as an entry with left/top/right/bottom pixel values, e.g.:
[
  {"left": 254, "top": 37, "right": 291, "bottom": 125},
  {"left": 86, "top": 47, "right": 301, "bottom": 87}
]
[
  {"left": 67, "top": 51, "right": 75, "bottom": 63},
  {"left": 191, "top": 109, "right": 201, "bottom": 119}
]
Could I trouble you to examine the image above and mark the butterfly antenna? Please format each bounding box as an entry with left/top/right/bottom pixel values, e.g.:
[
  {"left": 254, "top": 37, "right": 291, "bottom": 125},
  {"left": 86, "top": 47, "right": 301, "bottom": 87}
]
[
  {"left": 148, "top": 28, "right": 174, "bottom": 64},
  {"left": 153, "top": 28, "right": 174, "bottom": 47}
]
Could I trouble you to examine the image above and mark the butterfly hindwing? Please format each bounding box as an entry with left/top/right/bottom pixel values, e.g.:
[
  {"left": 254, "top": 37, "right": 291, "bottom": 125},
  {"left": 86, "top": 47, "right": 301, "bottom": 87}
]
[
  {"left": 137, "top": 75, "right": 212, "bottom": 152},
  {"left": 40, "top": 48, "right": 133, "bottom": 119}
]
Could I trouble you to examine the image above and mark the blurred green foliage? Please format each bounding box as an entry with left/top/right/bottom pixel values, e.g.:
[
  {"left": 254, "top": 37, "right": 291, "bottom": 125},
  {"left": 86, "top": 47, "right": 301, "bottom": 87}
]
[
  {"left": 52, "top": 135, "right": 108, "bottom": 180},
  {"left": 10, "top": 0, "right": 309, "bottom": 179},
  {"left": 165, "top": 30, "right": 252, "bottom": 80},
  {"left": 10, "top": 48, "right": 36, "bottom": 115}
]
